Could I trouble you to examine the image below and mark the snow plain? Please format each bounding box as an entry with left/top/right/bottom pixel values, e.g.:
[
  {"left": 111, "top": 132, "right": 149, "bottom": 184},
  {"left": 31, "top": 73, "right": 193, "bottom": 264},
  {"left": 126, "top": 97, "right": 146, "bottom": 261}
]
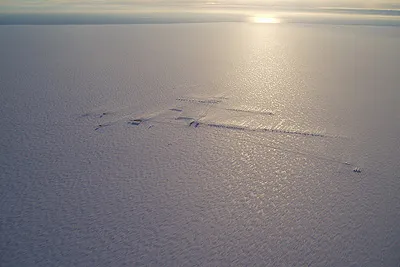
[{"left": 1, "top": 23, "right": 400, "bottom": 266}]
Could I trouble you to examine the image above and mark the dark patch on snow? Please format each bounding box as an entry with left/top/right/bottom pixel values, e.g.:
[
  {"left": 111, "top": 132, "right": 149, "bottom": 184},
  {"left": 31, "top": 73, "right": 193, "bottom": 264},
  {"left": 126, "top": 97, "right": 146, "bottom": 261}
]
[
  {"left": 128, "top": 119, "right": 142, "bottom": 126},
  {"left": 189, "top": 121, "right": 200, "bottom": 127},
  {"left": 176, "top": 97, "right": 222, "bottom": 104},
  {"left": 169, "top": 108, "right": 183, "bottom": 112},
  {"left": 99, "top": 112, "right": 108, "bottom": 118}
]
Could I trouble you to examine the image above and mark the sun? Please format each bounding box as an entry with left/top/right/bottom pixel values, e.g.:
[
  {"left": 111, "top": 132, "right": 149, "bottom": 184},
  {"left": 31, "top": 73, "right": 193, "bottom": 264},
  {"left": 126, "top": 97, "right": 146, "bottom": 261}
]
[{"left": 251, "top": 16, "right": 280, "bottom": 24}]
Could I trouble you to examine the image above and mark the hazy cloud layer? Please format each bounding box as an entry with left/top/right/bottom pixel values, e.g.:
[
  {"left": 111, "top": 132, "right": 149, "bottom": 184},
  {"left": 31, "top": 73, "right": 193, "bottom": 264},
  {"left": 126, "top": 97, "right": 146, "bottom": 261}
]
[{"left": 1, "top": 0, "right": 400, "bottom": 13}]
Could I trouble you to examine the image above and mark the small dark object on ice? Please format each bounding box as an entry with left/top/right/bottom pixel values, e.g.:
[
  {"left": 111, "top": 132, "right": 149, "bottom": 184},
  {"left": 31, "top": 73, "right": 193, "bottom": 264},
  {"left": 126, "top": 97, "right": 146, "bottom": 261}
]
[
  {"left": 353, "top": 167, "right": 361, "bottom": 173},
  {"left": 129, "top": 119, "right": 142, "bottom": 126},
  {"left": 189, "top": 121, "right": 200, "bottom": 128},
  {"left": 170, "top": 108, "right": 183, "bottom": 112},
  {"left": 95, "top": 124, "right": 102, "bottom": 130}
]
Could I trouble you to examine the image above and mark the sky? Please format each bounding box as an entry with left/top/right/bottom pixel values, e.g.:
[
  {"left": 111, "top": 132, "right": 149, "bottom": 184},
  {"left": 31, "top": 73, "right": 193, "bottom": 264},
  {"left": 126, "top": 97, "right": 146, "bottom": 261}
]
[
  {"left": 1, "top": 0, "right": 400, "bottom": 14},
  {"left": 1, "top": 0, "right": 399, "bottom": 26}
]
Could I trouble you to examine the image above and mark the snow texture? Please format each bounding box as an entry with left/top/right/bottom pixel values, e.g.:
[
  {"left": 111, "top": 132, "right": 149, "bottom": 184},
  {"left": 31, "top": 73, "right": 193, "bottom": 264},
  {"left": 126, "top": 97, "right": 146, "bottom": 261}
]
[{"left": 1, "top": 23, "right": 400, "bottom": 266}]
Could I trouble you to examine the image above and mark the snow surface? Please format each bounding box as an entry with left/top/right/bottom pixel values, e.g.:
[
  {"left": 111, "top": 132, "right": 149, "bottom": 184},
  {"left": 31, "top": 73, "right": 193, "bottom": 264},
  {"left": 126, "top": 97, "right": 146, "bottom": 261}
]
[{"left": 1, "top": 23, "right": 400, "bottom": 266}]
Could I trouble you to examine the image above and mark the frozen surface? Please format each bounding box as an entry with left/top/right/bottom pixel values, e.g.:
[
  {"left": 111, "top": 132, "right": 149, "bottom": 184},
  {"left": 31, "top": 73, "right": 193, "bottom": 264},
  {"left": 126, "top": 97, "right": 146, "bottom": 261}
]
[{"left": 1, "top": 24, "right": 400, "bottom": 266}]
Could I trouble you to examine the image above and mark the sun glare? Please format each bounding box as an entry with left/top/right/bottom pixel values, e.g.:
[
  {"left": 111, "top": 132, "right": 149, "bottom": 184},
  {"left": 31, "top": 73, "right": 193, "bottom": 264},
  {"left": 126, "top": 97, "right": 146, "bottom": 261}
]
[{"left": 252, "top": 16, "right": 280, "bottom": 24}]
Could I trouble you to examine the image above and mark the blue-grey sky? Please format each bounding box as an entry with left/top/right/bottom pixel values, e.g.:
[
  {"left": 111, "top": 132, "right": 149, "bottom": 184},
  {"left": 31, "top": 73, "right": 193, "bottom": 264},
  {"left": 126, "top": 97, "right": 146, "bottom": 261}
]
[{"left": 1, "top": 0, "right": 400, "bottom": 14}]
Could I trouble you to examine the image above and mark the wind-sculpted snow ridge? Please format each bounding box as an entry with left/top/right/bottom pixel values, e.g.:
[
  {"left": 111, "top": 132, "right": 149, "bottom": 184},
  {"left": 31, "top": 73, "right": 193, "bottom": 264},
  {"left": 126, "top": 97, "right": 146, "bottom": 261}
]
[
  {"left": 176, "top": 97, "right": 224, "bottom": 104},
  {"left": 197, "top": 121, "right": 346, "bottom": 139},
  {"left": 88, "top": 109, "right": 165, "bottom": 131},
  {"left": 84, "top": 94, "right": 360, "bottom": 172},
  {"left": 90, "top": 95, "right": 346, "bottom": 140},
  {"left": 224, "top": 107, "right": 275, "bottom": 116},
  {"left": 172, "top": 102, "right": 275, "bottom": 116}
]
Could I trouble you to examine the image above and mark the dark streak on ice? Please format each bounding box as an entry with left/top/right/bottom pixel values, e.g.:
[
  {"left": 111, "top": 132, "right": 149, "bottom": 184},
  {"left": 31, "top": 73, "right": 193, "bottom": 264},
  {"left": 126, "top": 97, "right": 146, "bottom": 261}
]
[
  {"left": 169, "top": 108, "right": 183, "bottom": 112},
  {"left": 189, "top": 121, "right": 200, "bottom": 127},
  {"left": 225, "top": 108, "right": 274, "bottom": 116},
  {"left": 99, "top": 112, "right": 108, "bottom": 118},
  {"left": 128, "top": 119, "right": 142, "bottom": 126},
  {"left": 176, "top": 97, "right": 222, "bottom": 104},
  {"left": 202, "top": 122, "right": 343, "bottom": 139}
]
